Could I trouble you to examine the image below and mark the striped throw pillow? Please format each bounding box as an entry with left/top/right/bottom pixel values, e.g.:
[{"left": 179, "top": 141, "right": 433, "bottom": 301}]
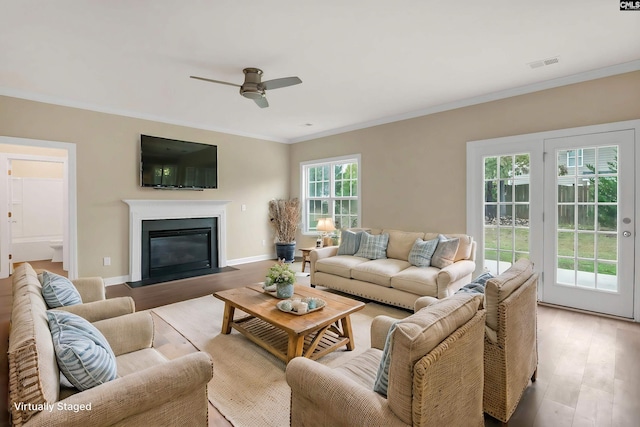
[
  {"left": 407, "top": 238, "right": 439, "bottom": 267},
  {"left": 337, "top": 230, "right": 364, "bottom": 255},
  {"left": 41, "top": 271, "right": 82, "bottom": 308},
  {"left": 354, "top": 232, "right": 389, "bottom": 260},
  {"left": 47, "top": 310, "right": 117, "bottom": 391}
]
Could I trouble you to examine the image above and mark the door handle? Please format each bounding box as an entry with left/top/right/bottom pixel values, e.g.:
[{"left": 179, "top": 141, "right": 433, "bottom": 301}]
[{"left": 622, "top": 231, "right": 631, "bottom": 237}]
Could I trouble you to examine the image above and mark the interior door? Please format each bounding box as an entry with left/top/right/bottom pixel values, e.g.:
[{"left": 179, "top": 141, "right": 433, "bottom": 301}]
[{"left": 542, "top": 130, "right": 635, "bottom": 318}]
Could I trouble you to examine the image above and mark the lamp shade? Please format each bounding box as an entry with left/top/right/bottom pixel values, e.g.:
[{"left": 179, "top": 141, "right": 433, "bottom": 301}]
[{"left": 316, "top": 218, "right": 336, "bottom": 232}]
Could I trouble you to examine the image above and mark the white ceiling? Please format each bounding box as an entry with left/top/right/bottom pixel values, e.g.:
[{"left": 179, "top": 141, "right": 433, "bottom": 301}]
[{"left": 1, "top": 1, "right": 639, "bottom": 143}]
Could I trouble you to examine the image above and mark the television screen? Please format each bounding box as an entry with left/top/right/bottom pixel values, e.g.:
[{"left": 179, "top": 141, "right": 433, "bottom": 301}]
[{"left": 140, "top": 135, "right": 218, "bottom": 189}]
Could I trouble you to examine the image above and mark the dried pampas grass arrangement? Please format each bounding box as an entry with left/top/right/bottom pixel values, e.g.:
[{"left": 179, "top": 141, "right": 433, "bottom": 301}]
[{"left": 269, "top": 198, "right": 301, "bottom": 243}]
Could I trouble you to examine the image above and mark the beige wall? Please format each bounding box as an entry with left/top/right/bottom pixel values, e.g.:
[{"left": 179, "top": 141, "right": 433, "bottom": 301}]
[
  {"left": 0, "top": 96, "right": 290, "bottom": 277},
  {"left": 290, "top": 71, "right": 640, "bottom": 247},
  {"left": 1, "top": 71, "right": 638, "bottom": 276}
]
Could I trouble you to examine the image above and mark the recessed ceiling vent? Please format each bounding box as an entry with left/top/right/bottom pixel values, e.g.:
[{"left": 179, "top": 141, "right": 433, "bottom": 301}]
[{"left": 528, "top": 56, "right": 560, "bottom": 69}]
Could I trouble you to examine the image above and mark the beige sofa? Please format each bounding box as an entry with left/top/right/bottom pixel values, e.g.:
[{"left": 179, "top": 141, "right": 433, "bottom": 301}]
[
  {"left": 311, "top": 229, "right": 476, "bottom": 310},
  {"left": 8, "top": 262, "right": 213, "bottom": 426}
]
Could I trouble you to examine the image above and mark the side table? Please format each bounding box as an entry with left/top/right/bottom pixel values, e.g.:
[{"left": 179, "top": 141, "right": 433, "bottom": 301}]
[{"left": 300, "top": 247, "right": 315, "bottom": 273}]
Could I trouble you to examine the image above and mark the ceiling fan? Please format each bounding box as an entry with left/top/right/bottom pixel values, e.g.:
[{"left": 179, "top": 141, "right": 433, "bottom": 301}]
[{"left": 190, "top": 67, "right": 302, "bottom": 108}]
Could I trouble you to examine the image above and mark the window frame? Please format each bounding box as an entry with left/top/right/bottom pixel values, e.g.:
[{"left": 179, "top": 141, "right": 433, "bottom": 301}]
[
  {"left": 300, "top": 154, "right": 361, "bottom": 234},
  {"left": 567, "top": 148, "right": 584, "bottom": 168}
]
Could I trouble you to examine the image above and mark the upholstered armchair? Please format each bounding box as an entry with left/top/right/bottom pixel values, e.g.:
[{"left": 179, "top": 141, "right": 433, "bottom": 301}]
[
  {"left": 286, "top": 293, "right": 486, "bottom": 427},
  {"left": 33, "top": 265, "right": 136, "bottom": 322},
  {"left": 482, "top": 258, "right": 539, "bottom": 425}
]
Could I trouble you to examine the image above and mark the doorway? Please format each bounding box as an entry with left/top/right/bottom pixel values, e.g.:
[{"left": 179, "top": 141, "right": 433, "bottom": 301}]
[{"left": 0, "top": 136, "right": 77, "bottom": 279}]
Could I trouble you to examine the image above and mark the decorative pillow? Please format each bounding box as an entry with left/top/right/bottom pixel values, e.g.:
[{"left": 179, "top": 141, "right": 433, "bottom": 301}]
[
  {"left": 430, "top": 235, "right": 460, "bottom": 269},
  {"left": 41, "top": 271, "right": 82, "bottom": 308},
  {"left": 407, "top": 238, "right": 439, "bottom": 267},
  {"left": 373, "top": 322, "right": 398, "bottom": 397},
  {"left": 354, "top": 232, "right": 389, "bottom": 260},
  {"left": 337, "top": 230, "right": 364, "bottom": 255},
  {"left": 46, "top": 310, "right": 117, "bottom": 391},
  {"left": 456, "top": 272, "right": 494, "bottom": 294}
]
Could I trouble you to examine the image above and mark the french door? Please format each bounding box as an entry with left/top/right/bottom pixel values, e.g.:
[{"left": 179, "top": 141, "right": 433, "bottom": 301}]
[
  {"left": 468, "top": 121, "right": 638, "bottom": 319},
  {"left": 543, "top": 130, "right": 635, "bottom": 318}
]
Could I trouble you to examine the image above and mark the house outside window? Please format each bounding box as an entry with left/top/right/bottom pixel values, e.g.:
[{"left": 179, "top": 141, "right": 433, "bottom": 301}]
[
  {"left": 566, "top": 149, "right": 583, "bottom": 168},
  {"left": 301, "top": 155, "right": 361, "bottom": 233}
]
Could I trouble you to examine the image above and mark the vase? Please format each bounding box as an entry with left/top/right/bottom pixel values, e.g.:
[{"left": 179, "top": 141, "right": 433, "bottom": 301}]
[
  {"left": 275, "top": 242, "right": 296, "bottom": 263},
  {"left": 276, "top": 282, "right": 294, "bottom": 299}
]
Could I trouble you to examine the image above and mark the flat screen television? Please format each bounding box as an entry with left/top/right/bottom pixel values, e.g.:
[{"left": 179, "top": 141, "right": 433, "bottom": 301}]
[{"left": 140, "top": 135, "right": 218, "bottom": 189}]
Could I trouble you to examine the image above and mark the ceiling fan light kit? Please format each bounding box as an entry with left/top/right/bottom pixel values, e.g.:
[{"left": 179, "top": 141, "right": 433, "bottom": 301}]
[{"left": 190, "top": 67, "right": 302, "bottom": 108}]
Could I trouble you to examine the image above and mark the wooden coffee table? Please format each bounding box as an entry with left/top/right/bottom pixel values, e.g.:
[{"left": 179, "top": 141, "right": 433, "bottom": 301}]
[{"left": 213, "top": 284, "right": 365, "bottom": 363}]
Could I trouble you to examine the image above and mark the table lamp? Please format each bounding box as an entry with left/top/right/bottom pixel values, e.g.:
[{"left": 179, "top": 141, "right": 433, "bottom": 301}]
[{"left": 316, "top": 218, "right": 336, "bottom": 247}]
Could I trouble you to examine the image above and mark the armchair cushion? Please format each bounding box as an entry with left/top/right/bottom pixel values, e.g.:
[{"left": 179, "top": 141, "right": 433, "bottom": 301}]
[
  {"left": 407, "top": 237, "right": 439, "bottom": 267},
  {"left": 41, "top": 271, "right": 82, "bottom": 308},
  {"left": 430, "top": 235, "right": 460, "bottom": 269},
  {"left": 485, "top": 259, "right": 534, "bottom": 331},
  {"left": 387, "top": 293, "right": 483, "bottom": 424},
  {"left": 47, "top": 310, "right": 117, "bottom": 391},
  {"left": 354, "top": 232, "right": 389, "bottom": 260},
  {"left": 337, "top": 229, "right": 364, "bottom": 255}
]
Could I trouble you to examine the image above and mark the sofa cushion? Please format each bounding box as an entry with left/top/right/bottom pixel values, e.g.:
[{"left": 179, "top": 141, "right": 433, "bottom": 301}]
[
  {"left": 384, "top": 230, "right": 425, "bottom": 261},
  {"left": 390, "top": 266, "right": 439, "bottom": 296},
  {"left": 351, "top": 259, "right": 411, "bottom": 287},
  {"left": 407, "top": 237, "right": 439, "bottom": 267},
  {"left": 387, "top": 293, "right": 483, "bottom": 425},
  {"left": 47, "top": 310, "right": 117, "bottom": 391},
  {"left": 41, "top": 271, "right": 83, "bottom": 308},
  {"left": 354, "top": 232, "right": 389, "bottom": 260},
  {"left": 315, "top": 255, "right": 369, "bottom": 279},
  {"left": 337, "top": 230, "right": 364, "bottom": 255},
  {"left": 430, "top": 235, "right": 460, "bottom": 269},
  {"left": 485, "top": 259, "right": 533, "bottom": 331}
]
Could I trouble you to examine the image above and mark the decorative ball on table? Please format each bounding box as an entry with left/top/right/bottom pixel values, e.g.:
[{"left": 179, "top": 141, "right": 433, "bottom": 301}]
[{"left": 265, "top": 259, "right": 296, "bottom": 299}]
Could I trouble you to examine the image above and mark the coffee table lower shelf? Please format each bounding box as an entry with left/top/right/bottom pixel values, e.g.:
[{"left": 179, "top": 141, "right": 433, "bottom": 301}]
[{"left": 232, "top": 315, "right": 350, "bottom": 363}]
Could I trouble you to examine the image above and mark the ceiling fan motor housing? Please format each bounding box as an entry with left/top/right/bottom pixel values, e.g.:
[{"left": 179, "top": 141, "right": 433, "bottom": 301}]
[{"left": 240, "top": 68, "right": 266, "bottom": 99}]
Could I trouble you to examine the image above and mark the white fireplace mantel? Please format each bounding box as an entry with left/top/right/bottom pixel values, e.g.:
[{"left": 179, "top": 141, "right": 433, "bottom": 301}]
[{"left": 123, "top": 199, "right": 231, "bottom": 282}]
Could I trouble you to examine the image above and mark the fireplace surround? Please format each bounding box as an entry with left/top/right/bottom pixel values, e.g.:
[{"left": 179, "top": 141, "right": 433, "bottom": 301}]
[{"left": 123, "top": 199, "right": 230, "bottom": 284}]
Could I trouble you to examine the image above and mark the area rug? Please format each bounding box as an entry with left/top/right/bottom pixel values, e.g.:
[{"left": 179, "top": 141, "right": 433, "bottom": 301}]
[{"left": 151, "top": 293, "right": 408, "bottom": 427}]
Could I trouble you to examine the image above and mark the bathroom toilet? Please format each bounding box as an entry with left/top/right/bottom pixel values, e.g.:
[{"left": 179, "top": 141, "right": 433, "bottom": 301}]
[{"left": 50, "top": 240, "right": 63, "bottom": 263}]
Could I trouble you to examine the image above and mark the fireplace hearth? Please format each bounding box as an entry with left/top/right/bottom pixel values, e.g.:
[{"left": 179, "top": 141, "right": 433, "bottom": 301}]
[{"left": 123, "top": 199, "right": 233, "bottom": 287}]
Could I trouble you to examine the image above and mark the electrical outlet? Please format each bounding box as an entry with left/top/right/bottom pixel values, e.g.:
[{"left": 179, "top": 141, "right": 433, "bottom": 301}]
[
  {"left": 103, "top": 257, "right": 111, "bottom": 266},
  {"left": 262, "top": 239, "right": 266, "bottom": 246},
  {"left": 241, "top": 204, "right": 247, "bottom": 212}
]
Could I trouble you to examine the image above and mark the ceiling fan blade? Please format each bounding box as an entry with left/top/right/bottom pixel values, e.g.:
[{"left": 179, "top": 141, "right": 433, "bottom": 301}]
[
  {"left": 262, "top": 76, "right": 302, "bottom": 90},
  {"left": 190, "top": 76, "right": 241, "bottom": 88},
  {"left": 254, "top": 97, "right": 269, "bottom": 108}
]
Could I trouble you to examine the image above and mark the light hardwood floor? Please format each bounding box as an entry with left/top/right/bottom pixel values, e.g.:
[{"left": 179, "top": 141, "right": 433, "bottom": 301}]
[{"left": 2, "top": 260, "right": 640, "bottom": 426}]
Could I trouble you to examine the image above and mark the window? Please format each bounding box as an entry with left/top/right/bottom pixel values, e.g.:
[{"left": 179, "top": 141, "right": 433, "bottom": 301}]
[
  {"left": 566, "top": 149, "right": 583, "bottom": 168},
  {"left": 301, "top": 155, "right": 360, "bottom": 233}
]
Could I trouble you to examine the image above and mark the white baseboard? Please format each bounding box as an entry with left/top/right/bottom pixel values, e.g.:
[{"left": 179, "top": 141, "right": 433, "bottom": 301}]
[
  {"left": 103, "top": 275, "right": 130, "bottom": 287},
  {"left": 226, "top": 254, "right": 275, "bottom": 266}
]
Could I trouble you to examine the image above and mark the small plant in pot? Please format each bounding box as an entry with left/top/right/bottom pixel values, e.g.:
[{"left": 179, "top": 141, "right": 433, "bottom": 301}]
[
  {"left": 268, "top": 198, "right": 301, "bottom": 263},
  {"left": 263, "top": 259, "right": 296, "bottom": 299}
]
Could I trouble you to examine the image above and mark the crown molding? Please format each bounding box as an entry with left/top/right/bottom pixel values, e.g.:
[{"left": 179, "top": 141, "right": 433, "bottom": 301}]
[
  {"left": 0, "top": 87, "right": 288, "bottom": 144},
  {"left": 289, "top": 59, "right": 640, "bottom": 143}
]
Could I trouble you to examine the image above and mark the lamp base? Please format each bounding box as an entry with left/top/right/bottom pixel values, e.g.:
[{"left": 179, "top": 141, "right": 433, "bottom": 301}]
[{"left": 322, "top": 236, "right": 334, "bottom": 247}]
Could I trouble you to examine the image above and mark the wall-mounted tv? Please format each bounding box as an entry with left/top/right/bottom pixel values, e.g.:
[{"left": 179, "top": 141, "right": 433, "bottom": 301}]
[{"left": 140, "top": 135, "right": 218, "bottom": 189}]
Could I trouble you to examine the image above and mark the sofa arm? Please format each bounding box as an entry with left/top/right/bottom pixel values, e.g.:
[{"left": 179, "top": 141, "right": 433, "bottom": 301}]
[
  {"left": 26, "top": 352, "right": 213, "bottom": 427},
  {"left": 286, "top": 357, "right": 405, "bottom": 427},
  {"left": 370, "top": 315, "right": 397, "bottom": 350},
  {"left": 71, "top": 277, "right": 106, "bottom": 302},
  {"left": 92, "top": 312, "right": 154, "bottom": 356},
  {"left": 436, "top": 260, "right": 476, "bottom": 298},
  {"left": 414, "top": 296, "right": 439, "bottom": 312},
  {"left": 310, "top": 246, "right": 339, "bottom": 263},
  {"left": 56, "top": 297, "right": 135, "bottom": 323}
]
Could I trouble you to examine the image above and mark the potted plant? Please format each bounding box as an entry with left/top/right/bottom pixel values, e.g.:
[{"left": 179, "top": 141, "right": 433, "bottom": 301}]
[
  {"left": 268, "top": 198, "right": 301, "bottom": 263},
  {"left": 263, "top": 259, "right": 296, "bottom": 299}
]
